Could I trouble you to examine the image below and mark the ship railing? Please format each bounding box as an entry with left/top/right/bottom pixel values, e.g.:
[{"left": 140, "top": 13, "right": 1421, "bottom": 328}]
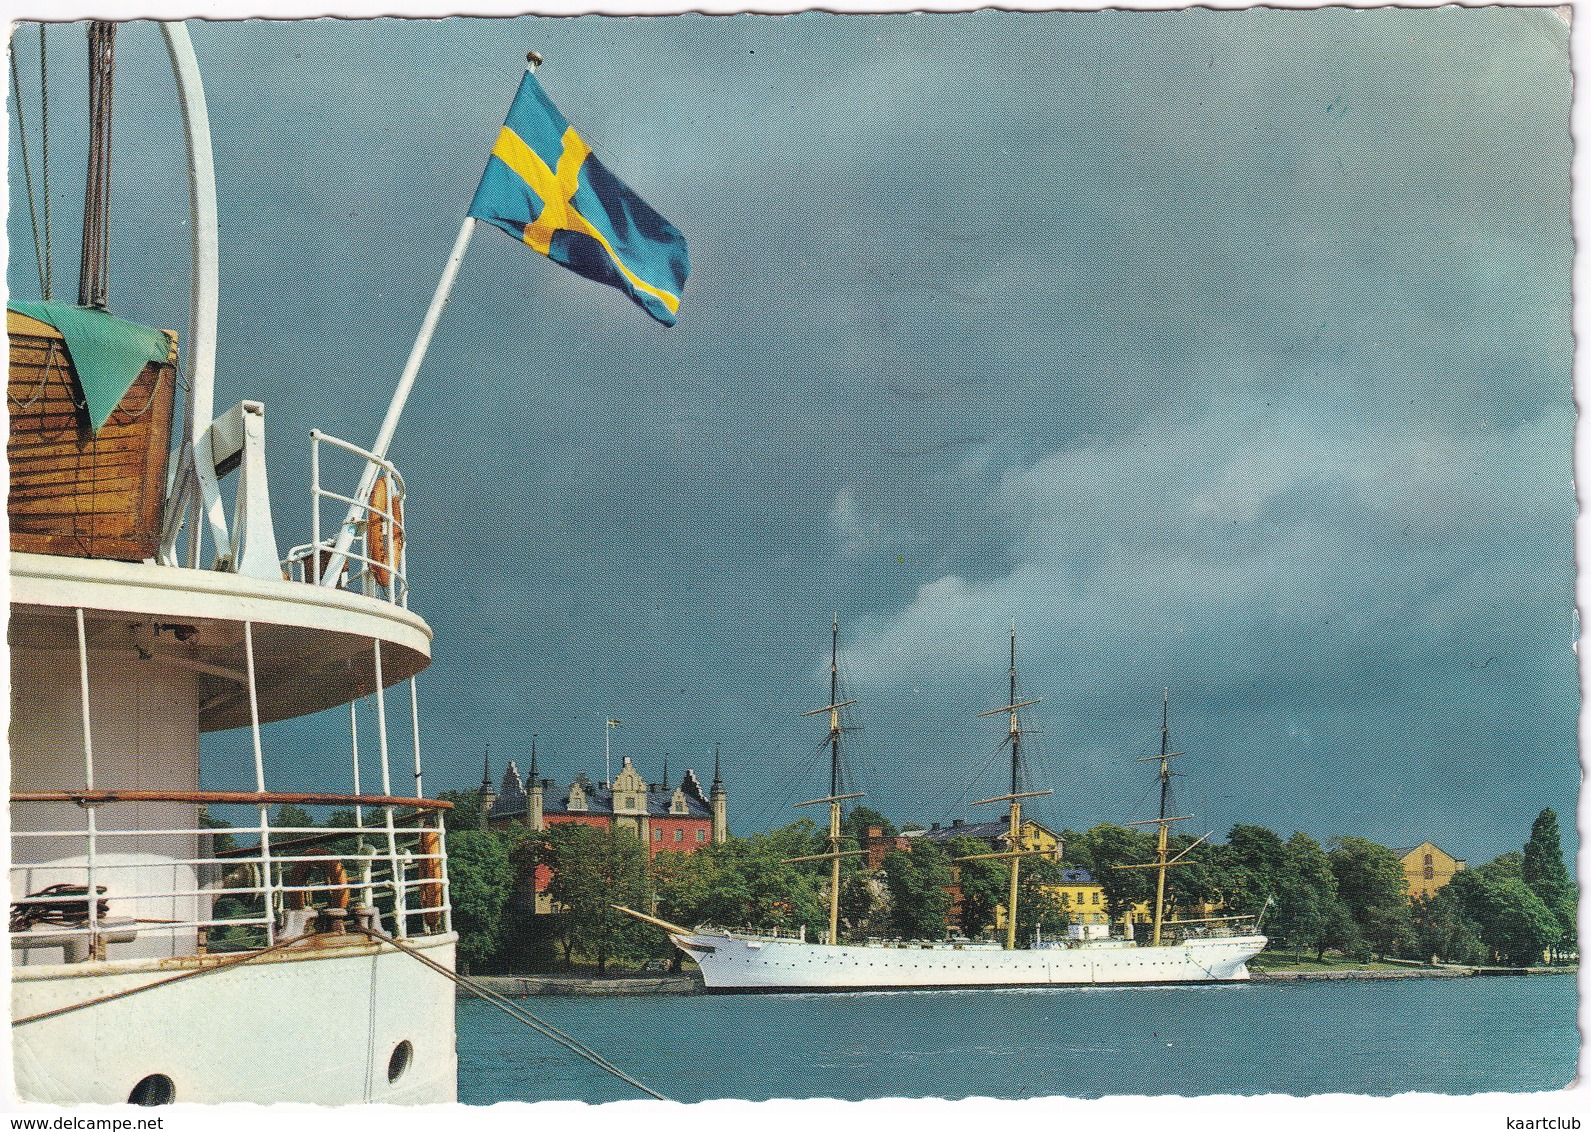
[
  {"left": 723, "top": 924, "right": 809, "bottom": 943},
  {"left": 10, "top": 791, "right": 451, "bottom": 965},
  {"left": 281, "top": 430, "right": 408, "bottom": 606}
]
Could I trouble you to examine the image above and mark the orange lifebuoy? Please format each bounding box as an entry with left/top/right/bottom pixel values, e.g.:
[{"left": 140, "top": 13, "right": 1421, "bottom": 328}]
[
  {"left": 285, "top": 848, "right": 350, "bottom": 911},
  {"left": 416, "top": 828, "right": 444, "bottom": 933},
  {"left": 368, "top": 475, "right": 404, "bottom": 589}
]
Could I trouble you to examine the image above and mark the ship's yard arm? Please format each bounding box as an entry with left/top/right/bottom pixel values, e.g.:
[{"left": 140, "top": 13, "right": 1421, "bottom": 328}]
[
  {"left": 966, "top": 625, "right": 1049, "bottom": 949},
  {"left": 789, "top": 616, "right": 866, "bottom": 946}
]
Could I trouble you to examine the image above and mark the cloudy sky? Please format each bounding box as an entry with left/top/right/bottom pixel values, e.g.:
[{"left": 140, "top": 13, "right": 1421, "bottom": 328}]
[{"left": 7, "top": 7, "right": 1575, "bottom": 863}]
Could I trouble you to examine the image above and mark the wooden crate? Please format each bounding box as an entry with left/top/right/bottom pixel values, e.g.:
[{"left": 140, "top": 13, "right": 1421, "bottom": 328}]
[{"left": 8, "top": 309, "right": 178, "bottom": 561}]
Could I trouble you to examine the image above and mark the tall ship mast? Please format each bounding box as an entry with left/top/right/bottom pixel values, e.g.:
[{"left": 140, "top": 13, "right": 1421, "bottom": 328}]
[
  {"left": 786, "top": 615, "right": 866, "bottom": 945},
  {"left": 1114, "top": 691, "right": 1211, "bottom": 946},
  {"left": 962, "top": 624, "right": 1052, "bottom": 949},
  {"left": 622, "top": 629, "right": 1267, "bottom": 992},
  {"left": 9, "top": 24, "right": 456, "bottom": 1103}
]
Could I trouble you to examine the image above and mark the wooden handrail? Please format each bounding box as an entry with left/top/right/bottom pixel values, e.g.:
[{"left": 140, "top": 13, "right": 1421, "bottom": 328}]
[
  {"left": 10, "top": 789, "right": 452, "bottom": 811},
  {"left": 213, "top": 810, "right": 441, "bottom": 859}
]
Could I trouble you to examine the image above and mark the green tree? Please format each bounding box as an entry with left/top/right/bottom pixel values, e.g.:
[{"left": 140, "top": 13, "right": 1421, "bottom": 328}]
[
  {"left": 882, "top": 842, "right": 952, "bottom": 939},
  {"left": 655, "top": 821, "right": 829, "bottom": 939},
  {"left": 1163, "top": 833, "right": 1222, "bottom": 918},
  {"left": 1409, "top": 890, "right": 1485, "bottom": 964},
  {"left": 198, "top": 808, "right": 238, "bottom": 855},
  {"left": 842, "top": 806, "right": 896, "bottom": 841},
  {"left": 537, "top": 823, "right": 652, "bottom": 972},
  {"left": 436, "top": 789, "right": 483, "bottom": 834},
  {"left": 947, "top": 835, "right": 1005, "bottom": 937},
  {"left": 1447, "top": 869, "right": 1561, "bottom": 967},
  {"left": 839, "top": 873, "right": 879, "bottom": 935},
  {"left": 1215, "top": 824, "right": 1287, "bottom": 916},
  {"left": 1521, "top": 808, "right": 1576, "bottom": 960},
  {"left": 1014, "top": 853, "right": 1069, "bottom": 945},
  {"left": 1327, "top": 836, "right": 1413, "bottom": 958},
  {"left": 1269, "top": 832, "right": 1339, "bottom": 956},
  {"left": 1066, "top": 824, "right": 1156, "bottom": 923},
  {"left": 1316, "top": 898, "right": 1361, "bottom": 961},
  {"left": 273, "top": 804, "right": 316, "bottom": 830},
  {"left": 444, "top": 829, "right": 514, "bottom": 972}
]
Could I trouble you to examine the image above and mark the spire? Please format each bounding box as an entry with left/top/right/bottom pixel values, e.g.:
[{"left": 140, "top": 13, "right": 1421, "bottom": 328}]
[
  {"left": 478, "top": 743, "right": 497, "bottom": 833},
  {"left": 709, "top": 744, "right": 728, "bottom": 843},
  {"left": 662, "top": 756, "right": 669, "bottom": 790},
  {"left": 529, "top": 734, "right": 539, "bottom": 781}
]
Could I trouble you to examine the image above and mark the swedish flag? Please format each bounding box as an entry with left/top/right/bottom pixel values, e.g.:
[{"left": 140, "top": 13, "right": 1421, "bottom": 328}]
[{"left": 468, "top": 71, "right": 689, "bottom": 326}]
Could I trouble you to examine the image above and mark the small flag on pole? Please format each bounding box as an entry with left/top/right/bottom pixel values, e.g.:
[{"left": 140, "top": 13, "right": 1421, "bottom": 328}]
[
  {"left": 607, "top": 719, "right": 621, "bottom": 728},
  {"left": 468, "top": 69, "right": 689, "bottom": 326}
]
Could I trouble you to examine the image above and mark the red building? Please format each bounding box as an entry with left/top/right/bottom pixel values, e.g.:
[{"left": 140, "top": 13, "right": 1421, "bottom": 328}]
[{"left": 481, "top": 749, "right": 728, "bottom": 911}]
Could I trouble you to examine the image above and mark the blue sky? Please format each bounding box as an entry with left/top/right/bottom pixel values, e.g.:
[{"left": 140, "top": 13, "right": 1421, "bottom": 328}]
[{"left": 7, "top": 8, "right": 1575, "bottom": 864}]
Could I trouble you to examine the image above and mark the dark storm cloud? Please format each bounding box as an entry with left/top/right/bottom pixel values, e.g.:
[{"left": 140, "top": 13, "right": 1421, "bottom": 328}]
[{"left": 6, "top": 8, "right": 1572, "bottom": 860}]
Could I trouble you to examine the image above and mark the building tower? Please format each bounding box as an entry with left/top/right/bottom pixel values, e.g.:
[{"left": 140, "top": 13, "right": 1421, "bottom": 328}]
[
  {"left": 711, "top": 744, "right": 729, "bottom": 843},
  {"left": 477, "top": 744, "right": 495, "bottom": 832},
  {"left": 527, "top": 736, "right": 545, "bottom": 832}
]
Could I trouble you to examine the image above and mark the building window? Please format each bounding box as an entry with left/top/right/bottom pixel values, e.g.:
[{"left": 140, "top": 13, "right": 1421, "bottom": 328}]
[
  {"left": 1424, "top": 866, "right": 1434, "bottom": 880},
  {"left": 1424, "top": 853, "right": 1433, "bottom": 867},
  {"left": 1091, "top": 892, "right": 1100, "bottom": 905},
  {"left": 696, "top": 829, "right": 706, "bottom": 842},
  {"left": 654, "top": 829, "right": 662, "bottom": 841},
  {"left": 674, "top": 829, "right": 683, "bottom": 842}
]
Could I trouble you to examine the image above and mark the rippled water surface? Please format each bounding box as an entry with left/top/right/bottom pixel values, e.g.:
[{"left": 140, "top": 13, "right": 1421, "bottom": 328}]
[{"left": 457, "top": 974, "right": 1577, "bottom": 1104}]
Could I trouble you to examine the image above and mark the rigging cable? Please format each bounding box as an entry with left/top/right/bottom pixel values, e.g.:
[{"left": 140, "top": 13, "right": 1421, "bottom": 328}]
[
  {"left": 10, "top": 50, "right": 47, "bottom": 298},
  {"left": 13, "top": 929, "right": 319, "bottom": 1027},
  {"left": 79, "top": 21, "right": 115, "bottom": 311},
  {"left": 39, "top": 23, "right": 52, "bottom": 300},
  {"left": 351, "top": 924, "right": 671, "bottom": 1102}
]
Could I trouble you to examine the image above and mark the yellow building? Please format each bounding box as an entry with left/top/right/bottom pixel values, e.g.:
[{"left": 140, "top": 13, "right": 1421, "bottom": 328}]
[
  {"left": 923, "top": 819, "right": 1172, "bottom": 936},
  {"left": 1397, "top": 841, "right": 1466, "bottom": 899},
  {"left": 919, "top": 815, "right": 1061, "bottom": 857},
  {"left": 1046, "top": 867, "right": 1115, "bottom": 926}
]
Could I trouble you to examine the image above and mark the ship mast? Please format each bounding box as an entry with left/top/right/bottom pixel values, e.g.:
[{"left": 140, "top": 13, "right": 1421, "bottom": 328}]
[
  {"left": 1117, "top": 691, "right": 1209, "bottom": 946},
  {"left": 787, "top": 616, "right": 865, "bottom": 946},
  {"left": 965, "top": 624, "right": 1050, "bottom": 950}
]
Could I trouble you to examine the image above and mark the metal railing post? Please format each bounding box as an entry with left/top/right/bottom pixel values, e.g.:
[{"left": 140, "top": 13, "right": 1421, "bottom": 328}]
[
  {"left": 310, "top": 431, "right": 322, "bottom": 585},
  {"left": 74, "top": 608, "right": 100, "bottom": 955},
  {"left": 372, "top": 639, "right": 406, "bottom": 937},
  {"left": 408, "top": 679, "right": 423, "bottom": 800},
  {"left": 243, "top": 621, "right": 275, "bottom": 944}
]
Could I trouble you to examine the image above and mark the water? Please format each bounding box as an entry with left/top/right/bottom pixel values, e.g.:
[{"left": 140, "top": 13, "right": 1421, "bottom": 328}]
[{"left": 457, "top": 974, "right": 1578, "bottom": 1104}]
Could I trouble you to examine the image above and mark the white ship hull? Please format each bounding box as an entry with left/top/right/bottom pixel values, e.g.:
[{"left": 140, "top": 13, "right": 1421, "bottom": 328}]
[
  {"left": 673, "top": 931, "right": 1266, "bottom": 992},
  {"left": 13, "top": 934, "right": 458, "bottom": 1104}
]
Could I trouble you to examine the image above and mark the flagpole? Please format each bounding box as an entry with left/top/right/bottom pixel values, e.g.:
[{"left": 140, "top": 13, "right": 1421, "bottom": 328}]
[
  {"left": 320, "top": 214, "right": 478, "bottom": 583},
  {"left": 322, "top": 52, "right": 552, "bottom": 584}
]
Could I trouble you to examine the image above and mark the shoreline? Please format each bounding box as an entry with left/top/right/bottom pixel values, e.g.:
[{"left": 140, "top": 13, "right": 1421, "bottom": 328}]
[{"left": 458, "top": 965, "right": 1573, "bottom": 997}]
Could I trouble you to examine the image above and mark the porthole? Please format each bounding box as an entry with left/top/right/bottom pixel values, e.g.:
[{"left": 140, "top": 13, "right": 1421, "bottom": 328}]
[
  {"left": 388, "top": 1040, "right": 414, "bottom": 1083},
  {"left": 129, "top": 1074, "right": 175, "bottom": 1106}
]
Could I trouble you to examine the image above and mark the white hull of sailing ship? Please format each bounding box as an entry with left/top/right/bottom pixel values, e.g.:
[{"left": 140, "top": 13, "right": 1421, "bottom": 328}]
[{"left": 670, "top": 930, "right": 1266, "bottom": 992}]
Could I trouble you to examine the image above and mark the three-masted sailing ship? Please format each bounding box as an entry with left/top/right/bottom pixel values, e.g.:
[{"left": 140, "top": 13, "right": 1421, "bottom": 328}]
[{"left": 624, "top": 625, "right": 1266, "bottom": 992}]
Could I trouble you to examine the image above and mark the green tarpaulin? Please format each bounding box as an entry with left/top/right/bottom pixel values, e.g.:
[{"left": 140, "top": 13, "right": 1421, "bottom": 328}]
[{"left": 9, "top": 300, "right": 174, "bottom": 432}]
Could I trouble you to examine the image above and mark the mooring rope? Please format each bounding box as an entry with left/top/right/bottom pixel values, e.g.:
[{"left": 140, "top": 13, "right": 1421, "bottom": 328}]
[
  {"left": 39, "top": 23, "right": 53, "bottom": 301},
  {"left": 14, "top": 921, "right": 670, "bottom": 1103},
  {"left": 13, "top": 929, "right": 316, "bottom": 1027},
  {"left": 10, "top": 51, "right": 47, "bottom": 298},
  {"left": 350, "top": 924, "right": 671, "bottom": 1102}
]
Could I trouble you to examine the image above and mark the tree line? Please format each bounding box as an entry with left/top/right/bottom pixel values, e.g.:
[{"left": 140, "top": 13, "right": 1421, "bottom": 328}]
[{"left": 433, "top": 798, "right": 1575, "bottom": 974}]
